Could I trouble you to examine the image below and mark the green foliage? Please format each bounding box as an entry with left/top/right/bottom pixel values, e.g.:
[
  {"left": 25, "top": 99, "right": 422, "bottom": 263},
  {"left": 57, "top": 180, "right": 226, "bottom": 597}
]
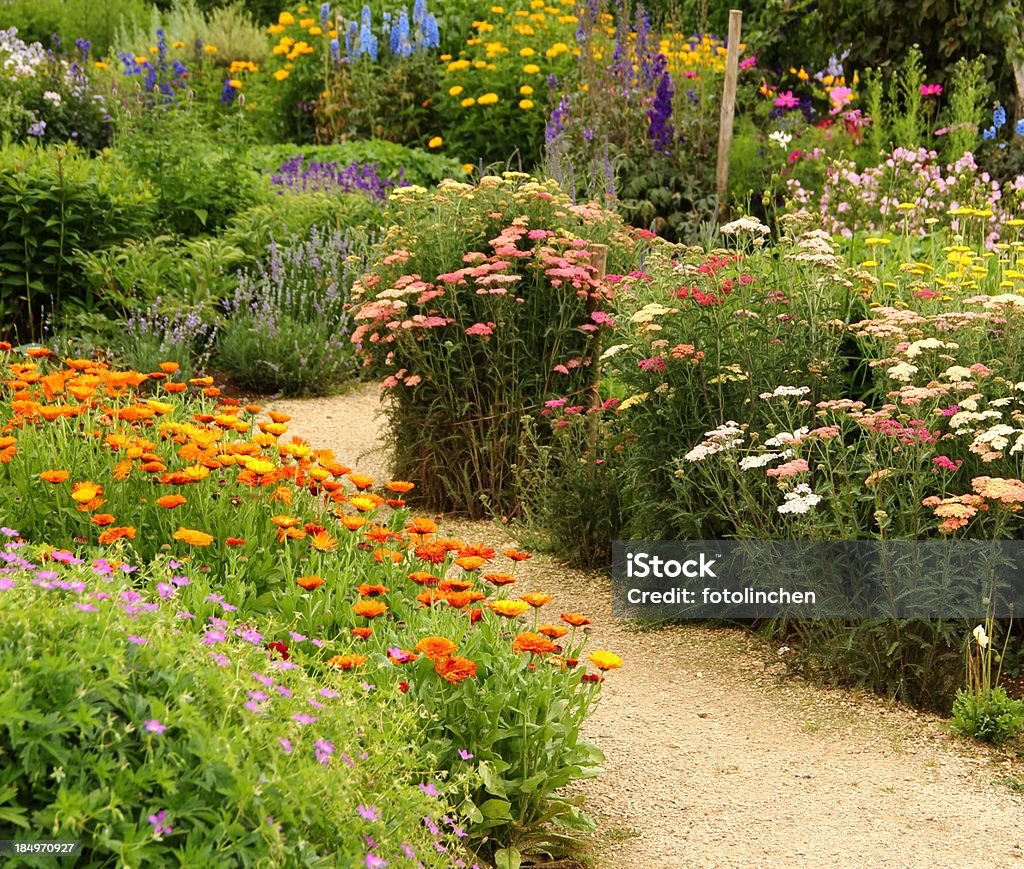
[
  {"left": 243, "top": 139, "right": 462, "bottom": 186},
  {"left": 1, "top": 0, "right": 151, "bottom": 57},
  {"left": 951, "top": 685, "right": 1024, "bottom": 743},
  {"left": 114, "top": 113, "right": 266, "bottom": 238},
  {"left": 945, "top": 56, "right": 989, "bottom": 163},
  {"left": 215, "top": 227, "right": 366, "bottom": 396},
  {"left": 0, "top": 548, "right": 457, "bottom": 866},
  {"left": 513, "top": 409, "right": 624, "bottom": 569},
  {"left": 0, "top": 144, "right": 157, "bottom": 341}
]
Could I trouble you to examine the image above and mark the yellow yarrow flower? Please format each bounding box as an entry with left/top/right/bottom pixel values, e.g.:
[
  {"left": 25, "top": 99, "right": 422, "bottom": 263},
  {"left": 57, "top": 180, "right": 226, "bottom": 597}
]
[
  {"left": 273, "top": 69, "right": 290, "bottom": 81},
  {"left": 203, "top": 44, "right": 218, "bottom": 54},
  {"left": 461, "top": 96, "right": 476, "bottom": 108}
]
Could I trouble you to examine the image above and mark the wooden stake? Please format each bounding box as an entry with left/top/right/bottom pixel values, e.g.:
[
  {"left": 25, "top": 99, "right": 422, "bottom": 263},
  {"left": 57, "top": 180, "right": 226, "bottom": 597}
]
[{"left": 714, "top": 9, "right": 743, "bottom": 226}]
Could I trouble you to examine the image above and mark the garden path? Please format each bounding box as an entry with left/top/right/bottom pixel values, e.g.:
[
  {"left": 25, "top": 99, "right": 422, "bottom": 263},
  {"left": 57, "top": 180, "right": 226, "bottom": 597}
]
[{"left": 270, "top": 385, "right": 1024, "bottom": 869}]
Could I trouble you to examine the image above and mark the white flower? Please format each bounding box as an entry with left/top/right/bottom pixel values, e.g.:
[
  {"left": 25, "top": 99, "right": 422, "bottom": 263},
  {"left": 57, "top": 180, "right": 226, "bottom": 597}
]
[
  {"left": 738, "top": 450, "right": 792, "bottom": 470},
  {"left": 769, "top": 130, "right": 793, "bottom": 149},
  {"left": 973, "top": 624, "right": 989, "bottom": 649},
  {"left": 720, "top": 215, "right": 770, "bottom": 236},
  {"left": 764, "top": 427, "right": 810, "bottom": 447},
  {"left": 759, "top": 385, "right": 811, "bottom": 400},
  {"left": 886, "top": 361, "right": 919, "bottom": 382},
  {"left": 43, "top": 90, "right": 61, "bottom": 106},
  {"left": 684, "top": 421, "right": 745, "bottom": 462},
  {"left": 904, "top": 337, "right": 957, "bottom": 359},
  {"left": 777, "top": 483, "right": 822, "bottom": 515}
]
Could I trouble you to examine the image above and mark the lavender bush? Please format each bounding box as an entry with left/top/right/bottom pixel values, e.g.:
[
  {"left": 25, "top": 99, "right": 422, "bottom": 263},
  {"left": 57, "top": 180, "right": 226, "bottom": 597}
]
[
  {"left": 115, "top": 298, "right": 218, "bottom": 378},
  {"left": 216, "top": 227, "right": 366, "bottom": 396}
]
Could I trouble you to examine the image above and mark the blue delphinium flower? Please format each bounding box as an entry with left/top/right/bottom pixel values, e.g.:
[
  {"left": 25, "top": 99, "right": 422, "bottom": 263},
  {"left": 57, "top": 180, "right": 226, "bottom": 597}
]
[
  {"left": 329, "top": 37, "right": 341, "bottom": 62},
  {"left": 983, "top": 126, "right": 996, "bottom": 141},
  {"left": 647, "top": 66, "right": 675, "bottom": 154},
  {"left": 1016, "top": 118, "right": 1024, "bottom": 137},
  {"left": 994, "top": 105, "right": 1007, "bottom": 129},
  {"left": 320, "top": 2, "right": 331, "bottom": 26},
  {"left": 220, "top": 78, "right": 237, "bottom": 105},
  {"left": 357, "top": 6, "right": 378, "bottom": 60},
  {"left": 421, "top": 13, "right": 440, "bottom": 49}
]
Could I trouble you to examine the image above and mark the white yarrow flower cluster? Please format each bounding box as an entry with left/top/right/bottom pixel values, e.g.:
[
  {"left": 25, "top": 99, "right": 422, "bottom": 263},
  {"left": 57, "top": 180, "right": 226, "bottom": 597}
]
[
  {"left": 759, "top": 385, "right": 811, "bottom": 400},
  {"left": 684, "top": 421, "right": 744, "bottom": 462},
  {"left": 764, "top": 427, "right": 810, "bottom": 447},
  {"left": 738, "top": 450, "right": 792, "bottom": 470},
  {"left": 777, "top": 483, "right": 822, "bottom": 515},
  {"left": 720, "top": 215, "right": 770, "bottom": 236}
]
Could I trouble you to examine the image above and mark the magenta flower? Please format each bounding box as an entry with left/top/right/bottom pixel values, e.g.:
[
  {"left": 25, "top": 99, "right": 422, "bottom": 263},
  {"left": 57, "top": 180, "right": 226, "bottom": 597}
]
[
  {"left": 127, "top": 635, "right": 148, "bottom": 645},
  {"left": 920, "top": 83, "right": 943, "bottom": 96},
  {"left": 358, "top": 804, "right": 380, "bottom": 822},
  {"left": 364, "top": 854, "right": 388, "bottom": 869},
  {"left": 278, "top": 737, "right": 293, "bottom": 754},
  {"left": 774, "top": 90, "right": 799, "bottom": 109},
  {"left": 418, "top": 782, "right": 439, "bottom": 797},
  {"left": 148, "top": 809, "right": 173, "bottom": 836},
  {"left": 292, "top": 713, "right": 317, "bottom": 725},
  {"left": 458, "top": 749, "right": 474, "bottom": 760},
  {"left": 144, "top": 719, "right": 166, "bottom": 734}
]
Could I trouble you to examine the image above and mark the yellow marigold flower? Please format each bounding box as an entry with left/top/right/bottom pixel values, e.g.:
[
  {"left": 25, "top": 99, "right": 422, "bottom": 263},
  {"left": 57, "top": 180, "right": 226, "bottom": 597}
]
[
  {"left": 519, "top": 99, "right": 534, "bottom": 110},
  {"left": 94, "top": 61, "right": 108, "bottom": 69},
  {"left": 589, "top": 650, "right": 623, "bottom": 671},
  {"left": 440, "top": 53, "right": 452, "bottom": 61},
  {"left": 449, "top": 85, "right": 464, "bottom": 96},
  {"left": 228, "top": 79, "right": 243, "bottom": 89},
  {"left": 203, "top": 44, "right": 218, "bottom": 54},
  {"left": 428, "top": 136, "right": 443, "bottom": 149},
  {"left": 299, "top": 17, "right": 315, "bottom": 27},
  {"left": 279, "top": 11, "right": 295, "bottom": 25},
  {"left": 491, "top": 4, "right": 505, "bottom": 11},
  {"left": 519, "top": 47, "right": 535, "bottom": 57},
  {"left": 461, "top": 96, "right": 476, "bottom": 108},
  {"left": 523, "top": 63, "right": 540, "bottom": 74},
  {"left": 309, "top": 25, "right": 322, "bottom": 35},
  {"left": 488, "top": 599, "right": 531, "bottom": 618},
  {"left": 267, "top": 24, "right": 285, "bottom": 34},
  {"left": 135, "top": 55, "right": 148, "bottom": 64},
  {"left": 273, "top": 69, "right": 290, "bottom": 81},
  {"left": 173, "top": 526, "right": 214, "bottom": 547},
  {"left": 172, "top": 40, "right": 185, "bottom": 49},
  {"left": 448, "top": 59, "right": 471, "bottom": 72},
  {"left": 473, "top": 59, "right": 487, "bottom": 69},
  {"left": 478, "top": 92, "right": 499, "bottom": 105},
  {"left": 462, "top": 163, "right": 475, "bottom": 174},
  {"left": 519, "top": 84, "right": 534, "bottom": 95}
]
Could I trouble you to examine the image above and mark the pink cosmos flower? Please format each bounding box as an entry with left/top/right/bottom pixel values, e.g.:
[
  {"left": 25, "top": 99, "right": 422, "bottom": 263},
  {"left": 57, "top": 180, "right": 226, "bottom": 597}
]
[
  {"left": 920, "top": 83, "right": 943, "bottom": 96},
  {"left": 774, "top": 90, "right": 799, "bottom": 109}
]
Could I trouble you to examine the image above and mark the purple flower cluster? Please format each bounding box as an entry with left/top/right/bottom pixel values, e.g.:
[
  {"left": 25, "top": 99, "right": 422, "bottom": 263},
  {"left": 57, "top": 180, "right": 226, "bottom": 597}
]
[{"left": 270, "top": 155, "right": 399, "bottom": 201}]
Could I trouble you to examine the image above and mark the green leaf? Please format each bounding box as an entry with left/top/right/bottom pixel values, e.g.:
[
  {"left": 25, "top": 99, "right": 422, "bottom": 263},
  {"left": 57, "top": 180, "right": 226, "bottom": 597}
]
[
  {"left": 493, "top": 847, "right": 522, "bottom": 869},
  {"left": 479, "top": 798, "right": 512, "bottom": 821}
]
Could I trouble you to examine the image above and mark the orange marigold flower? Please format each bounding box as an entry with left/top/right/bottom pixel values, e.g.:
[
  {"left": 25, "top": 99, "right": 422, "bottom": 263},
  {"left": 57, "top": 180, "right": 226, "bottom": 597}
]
[
  {"left": 521, "top": 592, "right": 554, "bottom": 608},
  {"left": 434, "top": 655, "right": 477, "bottom": 683},
  {"left": 41, "top": 470, "right": 70, "bottom": 483},
  {"left": 277, "top": 527, "right": 306, "bottom": 542},
  {"left": 159, "top": 465, "right": 210, "bottom": 485},
  {"left": 539, "top": 624, "right": 569, "bottom": 639},
  {"left": 386, "top": 498, "right": 407, "bottom": 508},
  {"left": 406, "top": 516, "right": 438, "bottom": 536},
  {"left": 458, "top": 543, "right": 496, "bottom": 560},
  {"left": 71, "top": 480, "right": 103, "bottom": 503},
  {"left": 455, "top": 555, "right": 487, "bottom": 571},
  {"left": 438, "top": 578, "right": 473, "bottom": 592},
  {"left": 512, "top": 632, "right": 559, "bottom": 655},
  {"left": 561, "top": 612, "right": 591, "bottom": 627},
  {"left": 352, "top": 599, "right": 388, "bottom": 619},
  {"left": 408, "top": 571, "right": 440, "bottom": 586},
  {"left": 310, "top": 530, "right": 338, "bottom": 552},
  {"left": 484, "top": 573, "right": 516, "bottom": 586},
  {"left": 468, "top": 608, "right": 484, "bottom": 623},
  {"left": 112, "top": 459, "right": 133, "bottom": 480},
  {"left": 173, "top": 526, "right": 214, "bottom": 547},
  {"left": 163, "top": 382, "right": 187, "bottom": 394},
  {"left": 414, "top": 636, "right": 457, "bottom": 660},
  {"left": 91, "top": 513, "right": 116, "bottom": 527},
  {"left": 504, "top": 548, "right": 533, "bottom": 561},
  {"left": 364, "top": 524, "right": 402, "bottom": 543},
  {"left": 327, "top": 653, "right": 366, "bottom": 670},
  {"left": 386, "top": 480, "right": 416, "bottom": 494},
  {"left": 159, "top": 361, "right": 180, "bottom": 373},
  {"left": 98, "top": 525, "right": 136, "bottom": 544},
  {"left": 357, "top": 583, "right": 389, "bottom": 596},
  {"left": 416, "top": 589, "right": 443, "bottom": 606},
  {"left": 415, "top": 541, "right": 450, "bottom": 564},
  {"left": 488, "top": 599, "right": 531, "bottom": 618},
  {"left": 351, "top": 627, "right": 373, "bottom": 639},
  {"left": 155, "top": 494, "right": 187, "bottom": 509},
  {"left": 348, "top": 495, "right": 379, "bottom": 512},
  {"left": 341, "top": 514, "right": 366, "bottom": 531},
  {"left": 271, "top": 514, "right": 301, "bottom": 528},
  {"left": 226, "top": 537, "right": 246, "bottom": 547},
  {"left": 347, "top": 473, "right": 375, "bottom": 490},
  {"left": 26, "top": 347, "right": 54, "bottom": 358},
  {"left": 297, "top": 575, "right": 325, "bottom": 590},
  {"left": 445, "top": 590, "right": 485, "bottom": 608},
  {"left": 267, "top": 410, "right": 291, "bottom": 423},
  {"left": 588, "top": 650, "right": 623, "bottom": 671}
]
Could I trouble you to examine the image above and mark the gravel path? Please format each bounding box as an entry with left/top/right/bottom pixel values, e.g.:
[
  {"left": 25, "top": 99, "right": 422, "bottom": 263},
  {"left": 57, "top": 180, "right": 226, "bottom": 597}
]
[{"left": 269, "top": 385, "right": 1024, "bottom": 868}]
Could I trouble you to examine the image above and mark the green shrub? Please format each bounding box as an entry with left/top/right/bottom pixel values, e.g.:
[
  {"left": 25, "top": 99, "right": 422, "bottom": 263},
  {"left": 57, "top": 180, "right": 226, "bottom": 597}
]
[
  {"left": 0, "top": 544, "right": 461, "bottom": 867},
  {"left": 0, "top": 144, "right": 157, "bottom": 341},
  {"left": 1, "top": 0, "right": 151, "bottom": 57},
  {"left": 351, "top": 174, "right": 638, "bottom": 517},
  {"left": 951, "top": 686, "right": 1024, "bottom": 744}
]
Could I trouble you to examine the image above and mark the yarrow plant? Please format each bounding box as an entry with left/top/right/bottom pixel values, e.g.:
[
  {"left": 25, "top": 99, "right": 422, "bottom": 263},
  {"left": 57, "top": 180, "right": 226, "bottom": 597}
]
[{"left": 351, "top": 172, "right": 638, "bottom": 516}]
